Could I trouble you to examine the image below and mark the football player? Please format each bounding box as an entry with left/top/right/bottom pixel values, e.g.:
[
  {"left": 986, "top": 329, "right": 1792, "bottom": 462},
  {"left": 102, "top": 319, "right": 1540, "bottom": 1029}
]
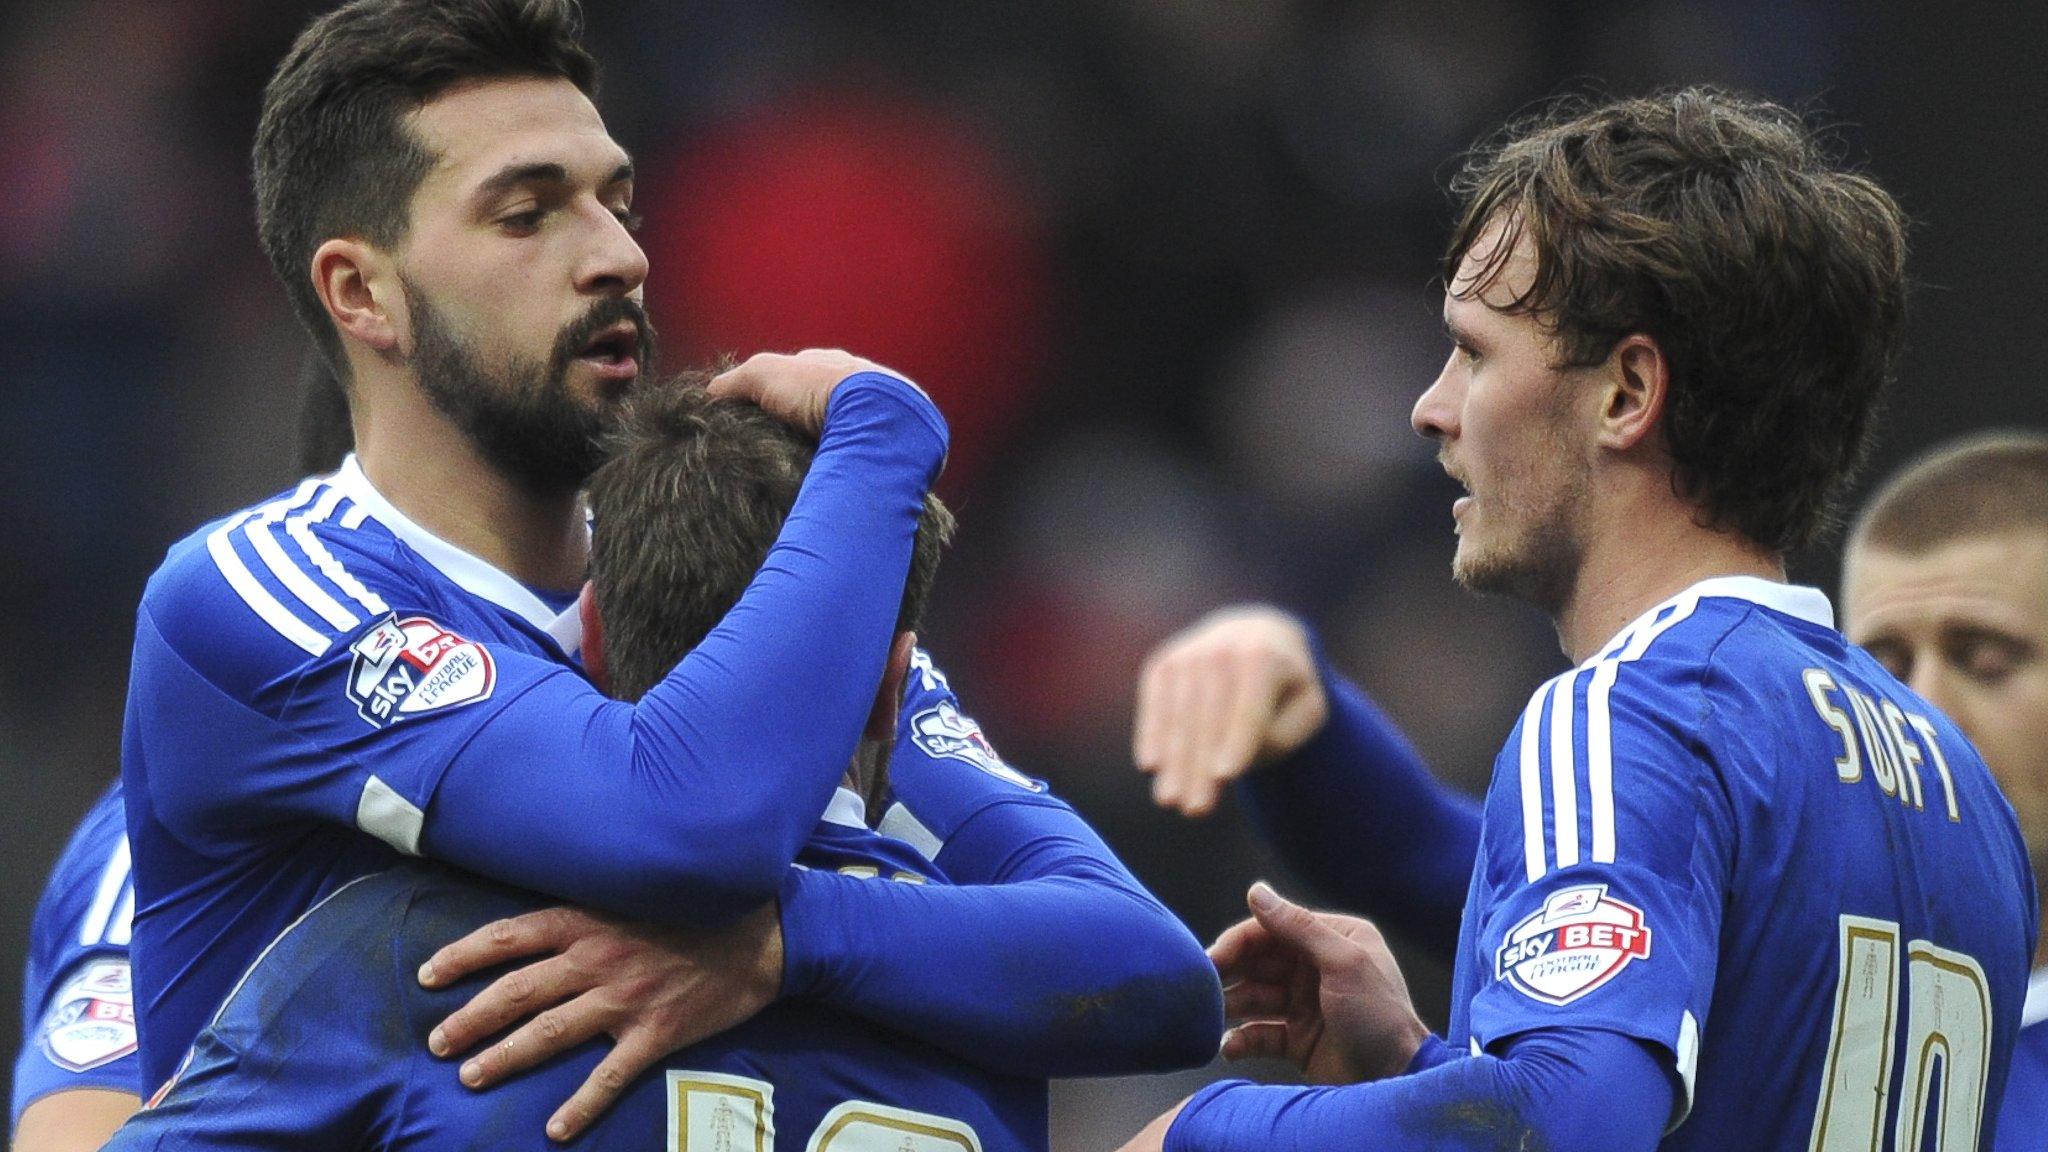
[
  {"left": 1119, "top": 90, "right": 2035, "bottom": 1151},
  {"left": 108, "top": 383, "right": 1216, "bottom": 1150},
  {"left": 121, "top": 1, "right": 1215, "bottom": 1142}
]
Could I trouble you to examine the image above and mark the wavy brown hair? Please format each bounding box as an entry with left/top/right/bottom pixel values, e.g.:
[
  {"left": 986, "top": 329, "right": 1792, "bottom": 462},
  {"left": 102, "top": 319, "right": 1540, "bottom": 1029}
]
[
  {"left": 1443, "top": 88, "right": 1909, "bottom": 553},
  {"left": 585, "top": 378, "right": 955, "bottom": 703}
]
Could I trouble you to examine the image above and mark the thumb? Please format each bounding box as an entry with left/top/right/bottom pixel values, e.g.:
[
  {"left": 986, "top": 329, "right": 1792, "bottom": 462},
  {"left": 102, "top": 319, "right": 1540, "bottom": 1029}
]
[{"left": 1246, "top": 883, "right": 1340, "bottom": 958}]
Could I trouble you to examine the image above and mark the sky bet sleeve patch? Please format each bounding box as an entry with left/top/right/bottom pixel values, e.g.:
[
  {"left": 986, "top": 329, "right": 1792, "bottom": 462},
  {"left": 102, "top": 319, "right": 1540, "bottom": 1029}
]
[
  {"left": 1494, "top": 883, "right": 1653, "bottom": 1006},
  {"left": 38, "top": 958, "right": 138, "bottom": 1073},
  {"left": 346, "top": 614, "right": 496, "bottom": 728}
]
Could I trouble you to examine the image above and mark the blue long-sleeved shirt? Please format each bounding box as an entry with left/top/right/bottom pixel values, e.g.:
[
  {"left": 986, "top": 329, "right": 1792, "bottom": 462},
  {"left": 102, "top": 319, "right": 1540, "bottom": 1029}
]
[
  {"left": 121, "top": 373, "right": 946, "bottom": 1088},
  {"left": 1167, "top": 1028, "right": 1673, "bottom": 1152}
]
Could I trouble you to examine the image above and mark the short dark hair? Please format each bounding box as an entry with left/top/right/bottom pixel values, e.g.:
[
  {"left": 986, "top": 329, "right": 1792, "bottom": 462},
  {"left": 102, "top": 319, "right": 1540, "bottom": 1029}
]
[
  {"left": 1850, "top": 430, "right": 2048, "bottom": 556},
  {"left": 1443, "top": 88, "right": 1910, "bottom": 553},
  {"left": 585, "top": 380, "right": 956, "bottom": 703},
  {"left": 254, "top": 0, "right": 599, "bottom": 374}
]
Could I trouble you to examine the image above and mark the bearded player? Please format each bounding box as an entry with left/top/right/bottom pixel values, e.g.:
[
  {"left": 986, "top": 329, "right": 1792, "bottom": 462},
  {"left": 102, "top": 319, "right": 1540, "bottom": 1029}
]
[{"left": 122, "top": 3, "right": 1215, "bottom": 1144}]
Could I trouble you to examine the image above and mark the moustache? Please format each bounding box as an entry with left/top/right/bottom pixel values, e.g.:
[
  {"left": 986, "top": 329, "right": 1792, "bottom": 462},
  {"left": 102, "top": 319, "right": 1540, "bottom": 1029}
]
[{"left": 551, "top": 298, "right": 658, "bottom": 374}]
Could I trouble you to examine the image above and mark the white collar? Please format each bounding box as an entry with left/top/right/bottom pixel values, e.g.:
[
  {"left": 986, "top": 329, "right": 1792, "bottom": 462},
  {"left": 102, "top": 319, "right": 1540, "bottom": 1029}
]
[
  {"left": 2024, "top": 966, "right": 2048, "bottom": 1029},
  {"left": 1586, "top": 574, "right": 1834, "bottom": 666},
  {"left": 821, "top": 787, "right": 868, "bottom": 830},
  {"left": 329, "top": 454, "right": 583, "bottom": 653}
]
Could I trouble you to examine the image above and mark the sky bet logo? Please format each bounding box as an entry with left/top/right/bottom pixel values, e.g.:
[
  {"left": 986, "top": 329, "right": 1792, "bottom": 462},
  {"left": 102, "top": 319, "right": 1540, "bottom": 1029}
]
[
  {"left": 1493, "top": 885, "right": 1652, "bottom": 1006},
  {"left": 345, "top": 615, "right": 495, "bottom": 728}
]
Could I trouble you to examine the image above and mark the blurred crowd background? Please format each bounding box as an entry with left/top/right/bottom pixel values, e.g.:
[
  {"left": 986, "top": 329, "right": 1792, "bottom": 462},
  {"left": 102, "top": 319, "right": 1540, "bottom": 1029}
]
[{"left": 4, "top": 0, "right": 2045, "bottom": 1143}]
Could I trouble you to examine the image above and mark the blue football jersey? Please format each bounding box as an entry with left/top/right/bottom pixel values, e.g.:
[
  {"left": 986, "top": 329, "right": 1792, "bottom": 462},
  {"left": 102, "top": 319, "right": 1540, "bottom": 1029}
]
[
  {"left": 1997, "top": 975, "right": 2048, "bottom": 1151},
  {"left": 107, "top": 798, "right": 1048, "bottom": 1152},
  {"left": 1445, "top": 577, "right": 2037, "bottom": 1149},
  {"left": 121, "top": 377, "right": 945, "bottom": 1089},
  {"left": 12, "top": 781, "right": 140, "bottom": 1126}
]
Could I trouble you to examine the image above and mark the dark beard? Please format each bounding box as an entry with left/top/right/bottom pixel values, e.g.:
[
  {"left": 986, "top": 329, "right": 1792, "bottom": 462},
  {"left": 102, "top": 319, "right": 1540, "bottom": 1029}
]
[{"left": 404, "top": 280, "right": 655, "bottom": 494}]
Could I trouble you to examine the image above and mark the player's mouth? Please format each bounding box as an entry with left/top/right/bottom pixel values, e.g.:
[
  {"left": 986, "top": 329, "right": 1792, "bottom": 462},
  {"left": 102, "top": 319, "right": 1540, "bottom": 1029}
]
[{"left": 576, "top": 321, "right": 643, "bottom": 384}]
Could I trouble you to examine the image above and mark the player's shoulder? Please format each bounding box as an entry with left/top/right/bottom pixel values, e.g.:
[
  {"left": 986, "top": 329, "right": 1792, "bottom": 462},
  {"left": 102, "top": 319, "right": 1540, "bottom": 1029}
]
[
  {"left": 1581, "top": 577, "right": 1840, "bottom": 709},
  {"left": 28, "top": 781, "right": 131, "bottom": 960},
  {"left": 881, "top": 648, "right": 1064, "bottom": 856},
  {"left": 207, "top": 863, "right": 525, "bottom": 1037},
  {"left": 140, "top": 466, "right": 423, "bottom": 682}
]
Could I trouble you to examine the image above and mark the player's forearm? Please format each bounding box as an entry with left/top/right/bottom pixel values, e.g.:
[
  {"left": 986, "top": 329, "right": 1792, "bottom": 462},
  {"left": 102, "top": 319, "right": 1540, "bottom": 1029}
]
[
  {"left": 428, "top": 374, "right": 947, "bottom": 923},
  {"left": 1238, "top": 656, "right": 1479, "bottom": 954},
  {"left": 1164, "top": 1028, "right": 1670, "bottom": 1152},
  {"left": 779, "top": 863, "right": 1223, "bottom": 1076}
]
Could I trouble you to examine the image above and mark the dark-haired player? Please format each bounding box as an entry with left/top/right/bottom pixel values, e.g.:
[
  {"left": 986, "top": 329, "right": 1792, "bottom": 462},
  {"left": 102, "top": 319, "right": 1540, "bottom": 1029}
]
[
  {"left": 121, "top": 0, "right": 1215, "bottom": 1140},
  {"left": 1120, "top": 90, "right": 2034, "bottom": 1151},
  {"left": 110, "top": 384, "right": 1212, "bottom": 1150}
]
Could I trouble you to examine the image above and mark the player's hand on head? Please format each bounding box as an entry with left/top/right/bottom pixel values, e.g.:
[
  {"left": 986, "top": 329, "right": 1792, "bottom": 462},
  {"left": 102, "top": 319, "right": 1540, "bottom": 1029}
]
[
  {"left": 1211, "top": 883, "right": 1426, "bottom": 1086},
  {"left": 707, "top": 349, "right": 917, "bottom": 435},
  {"left": 1133, "top": 605, "right": 1329, "bottom": 817},
  {"left": 417, "top": 901, "right": 784, "bottom": 1143}
]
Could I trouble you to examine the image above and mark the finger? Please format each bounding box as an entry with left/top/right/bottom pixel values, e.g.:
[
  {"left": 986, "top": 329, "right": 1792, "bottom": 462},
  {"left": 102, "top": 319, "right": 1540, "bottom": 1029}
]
[
  {"left": 1205, "top": 916, "right": 1268, "bottom": 978},
  {"left": 430, "top": 953, "right": 590, "bottom": 1059},
  {"left": 1158, "top": 663, "right": 1209, "bottom": 812},
  {"left": 545, "top": 1032, "right": 663, "bottom": 1142},
  {"left": 1222, "top": 979, "right": 1293, "bottom": 1023},
  {"left": 704, "top": 352, "right": 782, "bottom": 400},
  {"left": 1146, "top": 663, "right": 1191, "bottom": 808},
  {"left": 1208, "top": 653, "right": 1285, "bottom": 786},
  {"left": 1210, "top": 928, "right": 1300, "bottom": 990},
  {"left": 1175, "top": 660, "right": 1233, "bottom": 817},
  {"left": 1246, "top": 882, "right": 1350, "bottom": 964},
  {"left": 459, "top": 997, "right": 610, "bottom": 1089},
  {"left": 1132, "top": 651, "right": 1176, "bottom": 774},
  {"left": 421, "top": 909, "right": 573, "bottom": 989},
  {"left": 1220, "top": 1021, "right": 1292, "bottom": 1063}
]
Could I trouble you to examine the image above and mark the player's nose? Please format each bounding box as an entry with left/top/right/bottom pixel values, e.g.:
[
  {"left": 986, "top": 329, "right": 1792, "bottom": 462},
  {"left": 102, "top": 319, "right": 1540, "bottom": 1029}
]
[
  {"left": 578, "top": 209, "right": 649, "bottom": 298},
  {"left": 1412, "top": 354, "right": 1460, "bottom": 441}
]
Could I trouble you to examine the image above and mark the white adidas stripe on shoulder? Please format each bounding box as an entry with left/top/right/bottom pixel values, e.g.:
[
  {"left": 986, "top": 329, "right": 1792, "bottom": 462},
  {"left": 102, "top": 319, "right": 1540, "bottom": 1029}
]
[
  {"left": 206, "top": 478, "right": 386, "bottom": 656},
  {"left": 1520, "top": 593, "right": 1704, "bottom": 881}
]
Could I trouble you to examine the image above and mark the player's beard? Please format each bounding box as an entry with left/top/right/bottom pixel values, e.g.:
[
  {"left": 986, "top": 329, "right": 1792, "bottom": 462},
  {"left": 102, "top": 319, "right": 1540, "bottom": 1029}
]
[
  {"left": 404, "top": 278, "right": 657, "bottom": 495},
  {"left": 1450, "top": 434, "right": 1591, "bottom": 616}
]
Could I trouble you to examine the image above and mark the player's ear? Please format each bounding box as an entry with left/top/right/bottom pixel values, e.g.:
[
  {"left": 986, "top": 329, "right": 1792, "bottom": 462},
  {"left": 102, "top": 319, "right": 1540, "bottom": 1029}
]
[
  {"left": 866, "top": 632, "right": 916, "bottom": 741},
  {"left": 1597, "top": 332, "right": 1669, "bottom": 453},
  {"left": 577, "top": 582, "right": 611, "bottom": 695},
  {"left": 311, "top": 238, "right": 403, "bottom": 357}
]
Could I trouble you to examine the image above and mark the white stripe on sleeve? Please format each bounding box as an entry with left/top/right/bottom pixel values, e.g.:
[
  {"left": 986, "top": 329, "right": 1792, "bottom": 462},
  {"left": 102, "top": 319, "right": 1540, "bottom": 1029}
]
[
  {"left": 288, "top": 485, "right": 390, "bottom": 617},
  {"left": 245, "top": 481, "right": 360, "bottom": 631},
  {"left": 1517, "top": 686, "right": 1548, "bottom": 883},
  {"left": 1547, "top": 671, "right": 1581, "bottom": 870},
  {"left": 207, "top": 510, "right": 331, "bottom": 656}
]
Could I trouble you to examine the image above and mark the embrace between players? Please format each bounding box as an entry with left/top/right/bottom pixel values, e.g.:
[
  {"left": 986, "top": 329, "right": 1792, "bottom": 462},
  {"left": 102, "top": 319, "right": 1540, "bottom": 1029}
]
[{"left": 10, "top": 0, "right": 2041, "bottom": 1149}]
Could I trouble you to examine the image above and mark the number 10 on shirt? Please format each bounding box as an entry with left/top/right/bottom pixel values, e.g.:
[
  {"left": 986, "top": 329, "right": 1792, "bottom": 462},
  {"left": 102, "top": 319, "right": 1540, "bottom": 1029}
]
[
  {"left": 1809, "top": 915, "right": 1992, "bottom": 1152},
  {"left": 667, "top": 1072, "right": 983, "bottom": 1152}
]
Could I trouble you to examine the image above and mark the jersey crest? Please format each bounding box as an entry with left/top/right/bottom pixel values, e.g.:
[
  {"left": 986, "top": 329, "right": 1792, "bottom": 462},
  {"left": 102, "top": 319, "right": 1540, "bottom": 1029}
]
[
  {"left": 346, "top": 615, "right": 495, "bottom": 728},
  {"left": 909, "top": 701, "right": 1040, "bottom": 791},
  {"left": 39, "top": 958, "right": 139, "bottom": 1072},
  {"left": 1493, "top": 884, "right": 1652, "bottom": 1006}
]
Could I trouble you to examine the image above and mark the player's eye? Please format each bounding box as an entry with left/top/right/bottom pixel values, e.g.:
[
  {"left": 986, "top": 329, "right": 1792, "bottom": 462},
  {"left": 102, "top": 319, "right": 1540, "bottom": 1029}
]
[
  {"left": 1949, "top": 632, "right": 2026, "bottom": 687},
  {"left": 1863, "top": 640, "right": 1910, "bottom": 683},
  {"left": 498, "top": 208, "right": 545, "bottom": 235},
  {"left": 611, "top": 206, "right": 643, "bottom": 232}
]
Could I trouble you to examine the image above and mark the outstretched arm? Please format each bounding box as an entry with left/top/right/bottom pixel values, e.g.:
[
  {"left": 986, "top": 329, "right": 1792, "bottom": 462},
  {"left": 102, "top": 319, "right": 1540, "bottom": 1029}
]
[
  {"left": 1120, "top": 886, "right": 1671, "bottom": 1152},
  {"left": 1133, "top": 606, "right": 1480, "bottom": 952}
]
